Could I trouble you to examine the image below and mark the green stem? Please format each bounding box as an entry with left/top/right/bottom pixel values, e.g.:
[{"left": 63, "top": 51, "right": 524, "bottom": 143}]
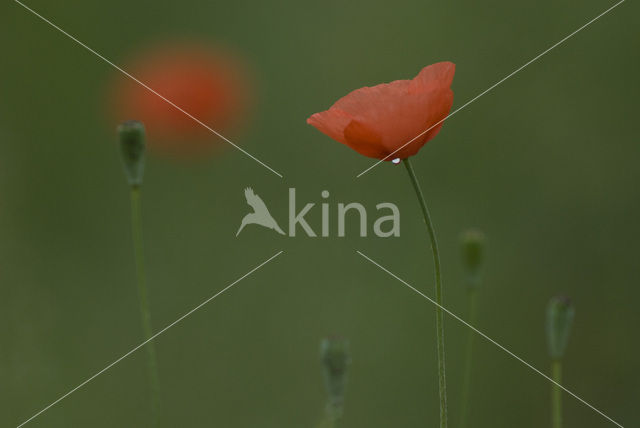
[
  {"left": 403, "top": 158, "right": 448, "bottom": 428},
  {"left": 327, "top": 403, "right": 341, "bottom": 428},
  {"left": 459, "top": 289, "right": 477, "bottom": 428},
  {"left": 551, "top": 360, "right": 563, "bottom": 428},
  {"left": 130, "top": 186, "right": 161, "bottom": 426}
]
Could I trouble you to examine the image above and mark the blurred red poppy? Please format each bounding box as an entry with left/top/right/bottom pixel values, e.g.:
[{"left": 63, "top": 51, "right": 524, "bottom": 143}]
[
  {"left": 110, "top": 42, "right": 252, "bottom": 157},
  {"left": 307, "top": 62, "right": 455, "bottom": 160}
]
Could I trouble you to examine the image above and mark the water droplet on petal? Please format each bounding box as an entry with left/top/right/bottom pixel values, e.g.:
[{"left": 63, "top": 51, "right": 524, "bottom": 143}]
[{"left": 392, "top": 158, "right": 401, "bottom": 164}]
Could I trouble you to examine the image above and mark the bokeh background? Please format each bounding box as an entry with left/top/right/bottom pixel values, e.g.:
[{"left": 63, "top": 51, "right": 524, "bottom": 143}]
[{"left": 1, "top": 0, "right": 638, "bottom": 426}]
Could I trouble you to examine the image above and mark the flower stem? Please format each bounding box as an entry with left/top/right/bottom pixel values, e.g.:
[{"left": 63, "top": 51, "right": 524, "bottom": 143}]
[
  {"left": 402, "top": 158, "right": 448, "bottom": 428},
  {"left": 130, "top": 186, "right": 161, "bottom": 426},
  {"left": 551, "top": 359, "right": 563, "bottom": 428},
  {"left": 459, "top": 289, "right": 477, "bottom": 428}
]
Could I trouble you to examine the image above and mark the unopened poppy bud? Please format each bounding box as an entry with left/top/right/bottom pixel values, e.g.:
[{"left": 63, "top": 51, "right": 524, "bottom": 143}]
[
  {"left": 461, "top": 229, "right": 485, "bottom": 288},
  {"left": 118, "top": 120, "right": 146, "bottom": 187},
  {"left": 320, "top": 337, "right": 350, "bottom": 420},
  {"left": 546, "top": 296, "right": 575, "bottom": 360}
]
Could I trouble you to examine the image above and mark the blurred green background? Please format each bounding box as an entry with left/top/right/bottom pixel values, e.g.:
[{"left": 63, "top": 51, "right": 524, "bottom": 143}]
[{"left": 1, "top": 0, "right": 638, "bottom": 426}]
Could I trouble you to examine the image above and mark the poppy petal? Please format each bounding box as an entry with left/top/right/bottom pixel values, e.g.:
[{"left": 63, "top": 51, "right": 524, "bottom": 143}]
[
  {"left": 358, "top": 87, "right": 453, "bottom": 159},
  {"left": 306, "top": 108, "right": 353, "bottom": 145},
  {"left": 409, "top": 62, "right": 456, "bottom": 94},
  {"left": 343, "top": 119, "right": 388, "bottom": 158},
  {"left": 307, "top": 62, "right": 455, "bottom": 160},
  {"left": 335, "top": 81, "right": 410, "bottom": 120}
]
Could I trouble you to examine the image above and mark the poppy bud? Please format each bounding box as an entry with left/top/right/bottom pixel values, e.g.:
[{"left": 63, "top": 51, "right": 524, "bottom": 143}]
[
  {"left": 461, "top": 229, "right": 485, "bottom": 288},
  {"left": 118, "top": 120, "right": 146, "bottom": 187},
  {"left": 546, "top": 296, "right": 575, "bottom": 360},
  {"left": 320, "top": 337, "right": 350, "bottom": 420}
]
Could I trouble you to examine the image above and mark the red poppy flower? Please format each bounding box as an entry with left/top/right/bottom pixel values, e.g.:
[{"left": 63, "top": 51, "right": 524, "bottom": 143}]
[
  {"left": 111, "top": 43, "right": 251, "bottom": 157},
  {"left": 307, "top": 62, "right": 455, "bottom": 160}
]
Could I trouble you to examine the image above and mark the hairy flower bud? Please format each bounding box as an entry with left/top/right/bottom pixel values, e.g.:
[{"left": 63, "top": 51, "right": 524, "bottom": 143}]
[
  {"left": 461, "top": 229, "right": 485, "bottom": 288},
  {"left": 118, "top": 120, "right": 146, "bottom": 187},
  {"left": 320, "top": 337, "right": 350, "bottom": 420},
  {"left": 546, "top": 296, "right": 575, "bottom": 360}
]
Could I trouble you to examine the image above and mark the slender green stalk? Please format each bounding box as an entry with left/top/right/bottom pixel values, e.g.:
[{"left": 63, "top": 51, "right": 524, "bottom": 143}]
[
  {"left": 331, "top": 416, "right": 340, "bottom": 428},
  {"left": 130, "top": 186, "right": 160, "bottom": 426},
  {"left": 403, "top": 158, "right": 448, "bottom": 428},
  {"left": 316, "top": 415, "right": 339, "bottom": 428},
  {"left": 551, "top": 360, "right": 563, "bottom": 428},
  {"left": 459, "top": 229, "right": 484, "bottom": 428},
  {"left": 459, "top": 289, "right": 477, "bottom": 428}
]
